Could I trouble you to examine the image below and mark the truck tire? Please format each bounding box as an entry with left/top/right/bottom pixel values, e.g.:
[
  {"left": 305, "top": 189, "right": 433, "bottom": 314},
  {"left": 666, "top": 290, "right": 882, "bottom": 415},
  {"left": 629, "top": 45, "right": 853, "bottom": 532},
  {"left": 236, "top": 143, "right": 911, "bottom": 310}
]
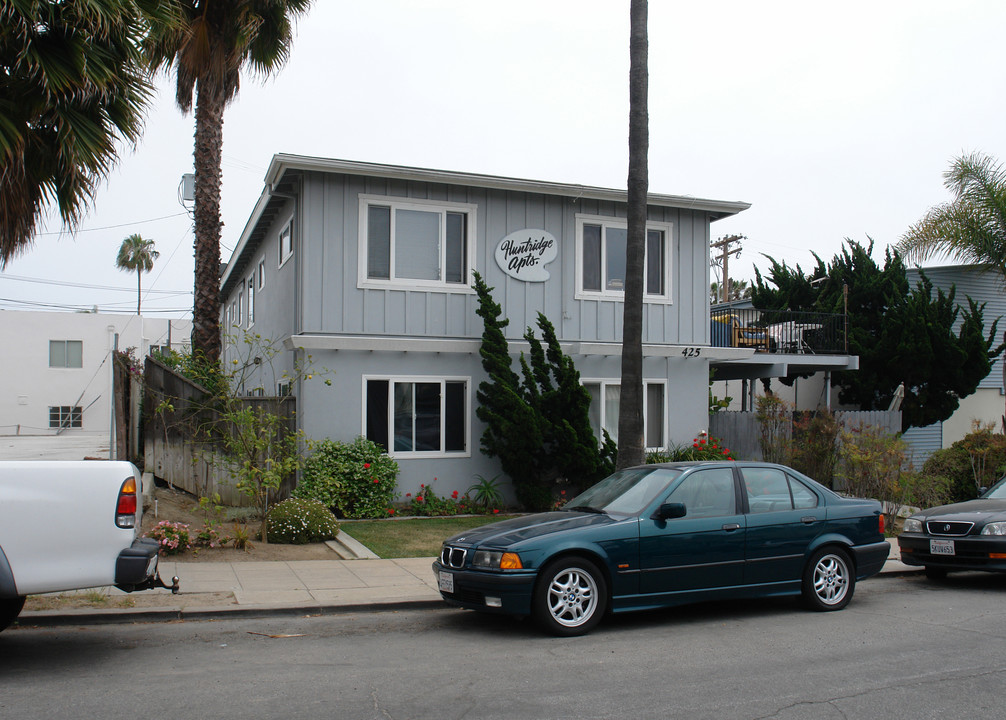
[{"left": 0, "top": 596, "right": 25, "bottom": 632}]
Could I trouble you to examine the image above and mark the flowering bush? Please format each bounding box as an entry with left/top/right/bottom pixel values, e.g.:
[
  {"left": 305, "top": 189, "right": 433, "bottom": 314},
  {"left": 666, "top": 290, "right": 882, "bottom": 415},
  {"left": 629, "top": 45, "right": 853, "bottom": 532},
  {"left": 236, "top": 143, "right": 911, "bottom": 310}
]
[
  {"left": 405, "top": 482, "right": 474, "bottom": 516},
  {"left": 295, "top": 437, "right": 399, "bottom": 519},
  {"left": 145, "top": 521, "right": 191, "bottom": 555},
  {"left": 266, "top": 498, "right": 341, "bottom": 544},
  {"left": 647, "top": 432, "right": 736, "bottom": 463}
]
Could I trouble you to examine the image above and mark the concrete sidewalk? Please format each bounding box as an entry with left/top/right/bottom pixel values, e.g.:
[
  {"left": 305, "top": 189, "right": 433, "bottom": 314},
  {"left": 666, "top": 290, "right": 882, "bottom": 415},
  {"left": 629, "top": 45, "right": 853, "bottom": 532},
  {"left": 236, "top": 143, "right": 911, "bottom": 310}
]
[{"left": 16, "top": 539, "right": 920, "bottom": 628}]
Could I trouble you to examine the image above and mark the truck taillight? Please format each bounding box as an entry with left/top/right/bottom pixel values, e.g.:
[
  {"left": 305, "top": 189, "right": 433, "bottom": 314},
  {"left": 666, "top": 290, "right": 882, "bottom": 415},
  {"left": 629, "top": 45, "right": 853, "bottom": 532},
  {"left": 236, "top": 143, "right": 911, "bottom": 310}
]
[
  {"left": 116, "top": 477, "right": 138, "bottom": 528},
  {"left": 878, "top": 513, "right": 885, "bottom": 535}
]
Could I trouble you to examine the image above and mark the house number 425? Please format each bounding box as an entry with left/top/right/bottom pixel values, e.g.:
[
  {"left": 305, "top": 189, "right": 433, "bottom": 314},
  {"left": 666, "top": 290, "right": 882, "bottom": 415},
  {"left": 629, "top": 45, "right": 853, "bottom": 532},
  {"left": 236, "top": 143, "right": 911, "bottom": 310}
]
[{"left": 681, "top": 347, "right": 701, "bottom": 358}]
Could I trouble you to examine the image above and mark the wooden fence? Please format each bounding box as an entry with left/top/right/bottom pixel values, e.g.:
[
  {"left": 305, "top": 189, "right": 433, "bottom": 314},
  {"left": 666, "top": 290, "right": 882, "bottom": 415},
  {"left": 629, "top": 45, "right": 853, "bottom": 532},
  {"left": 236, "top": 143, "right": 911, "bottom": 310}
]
[
  {"left": 143, "top": 356, "right": 296, "bottom": 505},
  {"left": 708, "top": 410, "right": 902, "bottom": 462}
]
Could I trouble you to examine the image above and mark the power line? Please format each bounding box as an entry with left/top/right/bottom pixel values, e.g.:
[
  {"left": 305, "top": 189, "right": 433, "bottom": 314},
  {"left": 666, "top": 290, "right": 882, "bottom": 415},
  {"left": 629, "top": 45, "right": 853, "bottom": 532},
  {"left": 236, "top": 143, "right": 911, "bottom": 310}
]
[
  {"left": 34, "top": 212, "right": 190, "bottom": 237},
  {"left": 0, "top": 272, "right": 191, "bottom": 295}
]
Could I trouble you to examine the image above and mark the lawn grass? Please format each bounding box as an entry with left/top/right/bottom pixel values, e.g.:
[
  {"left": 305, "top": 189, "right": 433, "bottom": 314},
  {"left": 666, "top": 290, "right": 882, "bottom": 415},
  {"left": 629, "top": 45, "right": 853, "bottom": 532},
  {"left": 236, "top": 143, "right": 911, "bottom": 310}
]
[{"left": 341, "top": 515, "right": 519, "bottom": 558}]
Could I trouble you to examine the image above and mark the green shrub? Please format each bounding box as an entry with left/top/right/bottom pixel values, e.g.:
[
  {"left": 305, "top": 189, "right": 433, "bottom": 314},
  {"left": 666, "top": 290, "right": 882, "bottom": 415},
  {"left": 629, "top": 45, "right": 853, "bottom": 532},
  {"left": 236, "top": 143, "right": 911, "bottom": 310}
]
[
  {"left": 898, "top": 471, "right": 954, "bottom": 510},
  {"left": 266, "top": 498, "right": 340, "bottom": 544},
  {"left": 295, "top": 437, "right": 399, "bottom": 519},
  {"left": 921, "top": 424, "right": 1006, "bottom": 502}
]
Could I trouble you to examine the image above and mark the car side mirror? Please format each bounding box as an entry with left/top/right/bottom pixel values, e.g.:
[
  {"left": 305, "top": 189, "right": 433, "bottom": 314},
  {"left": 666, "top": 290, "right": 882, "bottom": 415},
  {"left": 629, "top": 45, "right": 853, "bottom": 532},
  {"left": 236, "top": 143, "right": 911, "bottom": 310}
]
[{"left": 654, "top": 502, "right": 687, "bottom": 521}]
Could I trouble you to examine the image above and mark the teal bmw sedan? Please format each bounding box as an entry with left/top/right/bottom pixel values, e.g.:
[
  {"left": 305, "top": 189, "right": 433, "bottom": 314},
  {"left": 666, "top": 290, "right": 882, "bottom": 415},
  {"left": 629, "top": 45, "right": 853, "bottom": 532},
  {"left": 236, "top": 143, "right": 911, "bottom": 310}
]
[{"left": 433, "top": 462, "right": 889, "bottom": 635}]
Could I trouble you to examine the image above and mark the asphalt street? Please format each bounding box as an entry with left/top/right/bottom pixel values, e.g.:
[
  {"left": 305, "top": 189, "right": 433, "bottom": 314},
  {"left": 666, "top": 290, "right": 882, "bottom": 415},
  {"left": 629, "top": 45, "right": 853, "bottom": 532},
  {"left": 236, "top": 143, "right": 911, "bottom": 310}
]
[{"left": 4, "top": 573, "right": 1006, "bottom": 720}]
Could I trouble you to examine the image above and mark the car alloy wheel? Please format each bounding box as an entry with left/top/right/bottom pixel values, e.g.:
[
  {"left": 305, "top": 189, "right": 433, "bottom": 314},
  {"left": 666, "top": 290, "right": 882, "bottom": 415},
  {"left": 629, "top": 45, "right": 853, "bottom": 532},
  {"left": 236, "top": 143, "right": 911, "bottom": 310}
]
[
  {"left": 802, "top": 547, "right": 855, "bottom": 611},
  {"left": 533, "top": 557, "right": 607, "bottom": 636}
]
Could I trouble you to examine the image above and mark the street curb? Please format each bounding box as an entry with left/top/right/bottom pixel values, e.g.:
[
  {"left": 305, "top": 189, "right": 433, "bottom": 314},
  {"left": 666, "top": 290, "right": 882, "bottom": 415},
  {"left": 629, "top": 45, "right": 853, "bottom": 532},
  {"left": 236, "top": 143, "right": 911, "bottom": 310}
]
[{"left": 14, "top": 598, "right": 447, "bottom": 629}]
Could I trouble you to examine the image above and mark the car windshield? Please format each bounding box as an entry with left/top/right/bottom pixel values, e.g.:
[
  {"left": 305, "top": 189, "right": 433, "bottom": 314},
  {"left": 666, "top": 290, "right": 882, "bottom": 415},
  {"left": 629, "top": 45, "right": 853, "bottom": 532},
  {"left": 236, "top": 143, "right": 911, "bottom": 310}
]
[
  {"left": 565, "top": 467, "right": 682, "bottom": 516},
  {"left": 983, "top": 477, "right": 1006, "bottom": 499}
]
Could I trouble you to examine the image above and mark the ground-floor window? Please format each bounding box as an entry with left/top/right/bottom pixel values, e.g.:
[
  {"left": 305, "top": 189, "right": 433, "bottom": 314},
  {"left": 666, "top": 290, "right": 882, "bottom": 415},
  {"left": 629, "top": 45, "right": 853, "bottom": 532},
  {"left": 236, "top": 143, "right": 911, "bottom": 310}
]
[
  {"left": 582, "top": 380, "right": 666, "bottom": 451},
  {"left": 49, "top": 405, "right": 82, "bottom": 429},
  {"left": 365, "top": 377, "right": 469, "bottom": 456}
]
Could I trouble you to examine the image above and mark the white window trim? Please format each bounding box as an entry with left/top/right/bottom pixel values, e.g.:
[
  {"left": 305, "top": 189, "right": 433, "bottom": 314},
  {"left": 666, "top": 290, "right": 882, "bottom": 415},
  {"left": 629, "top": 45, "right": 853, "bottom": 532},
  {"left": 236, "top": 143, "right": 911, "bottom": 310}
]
[
  {"left": 357, "top": 194, "right": 478, "bottom": 293},
  {"left": 257, "top": 258, "right": 266, "bottom": 290},
  {"left": 574, "top": 214, "right": 674, "bottom": 303},
  {"left": 362, "top": 374, "right": 472, "bottom": 459},
  {"left": 582, "top": 378, "right": 668, "bottom": 452},
  {"left": 278, "top": 219, "right": 294, "bottom": 268}
]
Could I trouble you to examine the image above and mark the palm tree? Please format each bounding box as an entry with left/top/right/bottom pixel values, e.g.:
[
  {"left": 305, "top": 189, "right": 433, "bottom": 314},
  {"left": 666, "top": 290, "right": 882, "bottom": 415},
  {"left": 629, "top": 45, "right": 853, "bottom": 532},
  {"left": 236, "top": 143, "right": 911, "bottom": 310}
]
[
  {"left": 0, "top": 0, "right": 163, "bottom": 266},
  {"left": 897, "top": 152, "right": 1006, "bottom": 275},
  {"left": 145, "top": 0, "right": 313, "bottom": 365},
  {"left": 116, "top": 234, "right": 160, "bottom": 314},
  {"left": 898, "top": 151, "right": 1006, "bottom": 427},
  {"left": 616, "top": 0, "right": 648, "bottom": 470}
]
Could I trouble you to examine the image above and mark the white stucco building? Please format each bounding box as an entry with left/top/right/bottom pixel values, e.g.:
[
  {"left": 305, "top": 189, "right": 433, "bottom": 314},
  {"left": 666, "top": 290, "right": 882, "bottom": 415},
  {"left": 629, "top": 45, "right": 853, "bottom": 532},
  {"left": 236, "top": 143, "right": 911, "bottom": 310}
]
[{"left": 0, "top": 310, "right": 190, "bottom": 449}]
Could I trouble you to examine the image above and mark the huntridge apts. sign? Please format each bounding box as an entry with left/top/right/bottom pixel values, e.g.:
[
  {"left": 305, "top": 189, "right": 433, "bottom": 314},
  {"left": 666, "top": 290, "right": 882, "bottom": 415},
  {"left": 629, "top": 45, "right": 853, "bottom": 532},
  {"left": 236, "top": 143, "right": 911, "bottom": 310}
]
[{"left": 494, "top": 229, "right": 558, "bottom": 282}]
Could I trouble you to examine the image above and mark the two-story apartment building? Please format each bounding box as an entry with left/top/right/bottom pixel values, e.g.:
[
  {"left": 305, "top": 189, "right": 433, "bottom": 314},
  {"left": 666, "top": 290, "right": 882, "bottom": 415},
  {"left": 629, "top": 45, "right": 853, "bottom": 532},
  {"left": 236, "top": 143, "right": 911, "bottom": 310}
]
[{"left": 219, "top": 155, "right": 753, "bottom": 499}]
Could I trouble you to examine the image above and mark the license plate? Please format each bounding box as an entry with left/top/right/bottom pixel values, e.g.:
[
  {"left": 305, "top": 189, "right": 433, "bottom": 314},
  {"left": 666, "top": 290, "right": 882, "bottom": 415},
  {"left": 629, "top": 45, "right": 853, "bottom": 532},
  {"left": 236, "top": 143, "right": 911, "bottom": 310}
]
[
  {"left": 931, "top": 539, "right": 955, "bottom": 555},
  {"left": 438, "top": 571, "right": 454, "bottom": 593}
]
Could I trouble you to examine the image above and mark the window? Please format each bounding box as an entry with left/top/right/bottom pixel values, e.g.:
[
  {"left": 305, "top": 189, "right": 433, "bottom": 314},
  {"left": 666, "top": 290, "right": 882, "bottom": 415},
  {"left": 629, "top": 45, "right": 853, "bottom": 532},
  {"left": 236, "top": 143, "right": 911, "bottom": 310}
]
[
  {"left": 365, "top": 377, "right": 468, "bottom": 456},
  {"left": 741, "top": 467, "right": 819, "bottom": 513},
  {"left": 257, "top": 258, "right": 266, "bottom": 290},
  {"left": 247, "top": 276, "right": 255, "bottom": 326},
  {"left": 575, "top": 215, "right": 672, "bottom": 300},
  {"left": 49, "top": 340, "right": 82, "bottom": 368},
  {"left": 49, "top": 406, "right": 82, "bottom": 429},
  {"left": 584, "top": 380, "right": 666, "bottom": 450},
  {"left": 236, "top": 291, "right": 244, "bottom": 327},
  {"left": 278, "top": 220, "right": 293, "bottom": 266},
  {"left": 359, "top": 196, "right": 476, "bottom": 290},
  {"left": 277, "top": 381, "right": 292, "bottom": 397},
  {"left": 666, "top": 468, "right": 736, "bottom": 518}
]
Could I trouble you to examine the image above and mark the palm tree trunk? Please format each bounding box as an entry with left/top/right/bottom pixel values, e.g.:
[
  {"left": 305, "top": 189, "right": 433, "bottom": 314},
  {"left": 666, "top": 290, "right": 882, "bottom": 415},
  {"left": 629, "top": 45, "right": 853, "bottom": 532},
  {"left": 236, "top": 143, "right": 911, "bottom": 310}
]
[
  {"left": 617, "top": 0, "right": 649, "bottom": 470},
  {"left": 191, "top": 82, "right": 225, "bottom": 365},
  {"left": 136, "top": 271, "right": 141, "bottom": 315}
]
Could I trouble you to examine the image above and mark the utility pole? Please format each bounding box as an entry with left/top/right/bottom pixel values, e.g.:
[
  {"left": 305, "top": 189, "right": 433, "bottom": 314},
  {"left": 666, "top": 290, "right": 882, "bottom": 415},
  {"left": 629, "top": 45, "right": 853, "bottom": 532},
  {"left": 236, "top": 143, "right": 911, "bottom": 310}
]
[{"left": 710, "top": 234, "right": 745, "bottom": 303}]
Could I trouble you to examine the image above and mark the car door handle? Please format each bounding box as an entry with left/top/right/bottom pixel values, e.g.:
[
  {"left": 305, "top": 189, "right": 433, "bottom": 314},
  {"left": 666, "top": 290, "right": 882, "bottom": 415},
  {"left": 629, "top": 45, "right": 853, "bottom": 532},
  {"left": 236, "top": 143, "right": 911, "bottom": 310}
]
[
  {"left": 722, "top": 523, "right": 741, "bottom": 531},
  {"left": 801, "top": 516, "right": 818, "bottom": 524}
]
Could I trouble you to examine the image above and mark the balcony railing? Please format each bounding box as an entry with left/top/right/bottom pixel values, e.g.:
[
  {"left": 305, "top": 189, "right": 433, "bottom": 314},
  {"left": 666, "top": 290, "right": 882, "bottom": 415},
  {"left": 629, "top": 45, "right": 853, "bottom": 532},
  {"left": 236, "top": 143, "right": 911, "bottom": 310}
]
[{"left": 710, "top": 307, "right": 846, "bottom": 355}]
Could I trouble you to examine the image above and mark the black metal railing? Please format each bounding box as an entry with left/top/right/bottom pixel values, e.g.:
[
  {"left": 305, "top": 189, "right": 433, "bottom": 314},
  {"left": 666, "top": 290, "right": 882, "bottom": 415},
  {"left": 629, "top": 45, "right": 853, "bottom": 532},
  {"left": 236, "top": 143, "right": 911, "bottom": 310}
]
[{"left": 709, "top": 308, "right": 846, "bottom": 355}]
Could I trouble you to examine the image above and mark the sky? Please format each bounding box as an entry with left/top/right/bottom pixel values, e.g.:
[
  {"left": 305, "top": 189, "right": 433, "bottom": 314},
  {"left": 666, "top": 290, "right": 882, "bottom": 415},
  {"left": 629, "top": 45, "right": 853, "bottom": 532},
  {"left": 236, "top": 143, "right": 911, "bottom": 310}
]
[{"left": 5, "top": 0, "right": 1006, "bottom": 317}]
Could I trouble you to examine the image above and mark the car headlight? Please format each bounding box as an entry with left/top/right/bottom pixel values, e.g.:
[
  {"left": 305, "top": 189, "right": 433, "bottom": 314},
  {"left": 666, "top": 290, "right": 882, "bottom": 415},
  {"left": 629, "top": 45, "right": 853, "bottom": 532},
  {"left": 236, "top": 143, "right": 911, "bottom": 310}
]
[
  {"left": 982, "top": 522, "right": 1006, "bottom": 536},
  {"left": 471, "top": 550, "right": 523, "bottom": 570},
  {"left": 902, "top": 518, "right": 924, "bottom": 534}
]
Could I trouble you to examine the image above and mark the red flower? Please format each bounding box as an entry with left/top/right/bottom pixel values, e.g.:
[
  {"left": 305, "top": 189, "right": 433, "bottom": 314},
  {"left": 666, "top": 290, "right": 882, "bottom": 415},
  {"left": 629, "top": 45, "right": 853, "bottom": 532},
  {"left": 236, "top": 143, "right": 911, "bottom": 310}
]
[
  {"left": 451, "top": 490, "right": 459, "bottom": 499},
  {"left": 363, "top": 463, "right": 371, "bottom": 469},
  {"left": 387, "top": 508, "right": 395, "bottom": 515},
  {"left": 406, "top": 493, "right": 411, "bottom": 497},
  {"left": 560, "top": 490, "right": 566, "bottom": 495},
  {"left": 373, "top": 478, "right": 379, "bottom": 484},
  {"left": 417, "top": 496, "right": 424, "bottom": 503},
  {"left": 493, "top": 509, "right": 499, "bottom": 514}
]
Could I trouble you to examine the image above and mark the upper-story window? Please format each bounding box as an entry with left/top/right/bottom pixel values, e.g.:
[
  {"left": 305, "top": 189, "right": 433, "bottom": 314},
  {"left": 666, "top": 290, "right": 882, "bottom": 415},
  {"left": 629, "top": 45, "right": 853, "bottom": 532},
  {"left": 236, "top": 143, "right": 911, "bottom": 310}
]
[
  {"left": 247, "top": 276, "right": 255, "bottom": 327},
  {"left": 278, "top": 220, "right": 293, "bottom": 267},
  {"left": 359, "top": 195, "right": 476, "bottom": 291},
  {"left": 49, "top": 340, "right": 82, "bottom": 368},
  {"left": 575, "top": 215, "right": 672, "bottom": 301},
  {"left": 257, "top": 258, "right": 266, "bottom": 290}
]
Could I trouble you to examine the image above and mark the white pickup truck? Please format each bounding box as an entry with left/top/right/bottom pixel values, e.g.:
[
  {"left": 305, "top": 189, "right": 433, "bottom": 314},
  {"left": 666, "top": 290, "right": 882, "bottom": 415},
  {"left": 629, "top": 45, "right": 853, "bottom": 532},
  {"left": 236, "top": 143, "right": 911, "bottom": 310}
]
[{"left": 0, "top": 460, "right": 178, "bottom": 631}]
